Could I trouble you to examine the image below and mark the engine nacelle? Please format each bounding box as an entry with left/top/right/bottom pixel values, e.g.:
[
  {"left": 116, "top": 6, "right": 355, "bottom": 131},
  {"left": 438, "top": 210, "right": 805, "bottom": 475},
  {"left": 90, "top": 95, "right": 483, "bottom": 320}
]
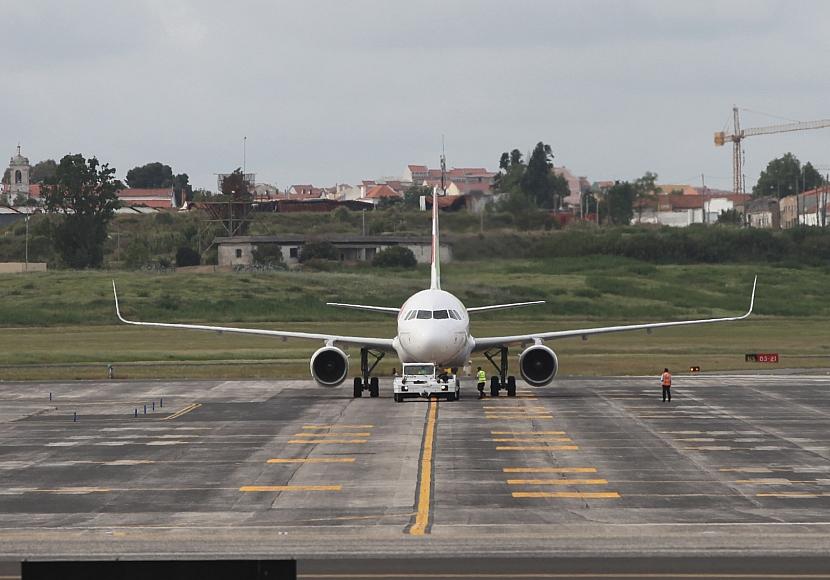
[
  {"left": 518, "top": 344, "right": 559, "bottom": 387},
  {"left": 310, "top": 346, "right": 349, "bottom": 387}
]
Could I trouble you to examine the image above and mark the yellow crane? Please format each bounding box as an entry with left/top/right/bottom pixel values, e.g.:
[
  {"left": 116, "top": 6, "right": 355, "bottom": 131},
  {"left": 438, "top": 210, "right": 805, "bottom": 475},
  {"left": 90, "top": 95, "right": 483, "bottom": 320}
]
[{"left": 714, "top": 107, "right": 830, "bottom": 194}]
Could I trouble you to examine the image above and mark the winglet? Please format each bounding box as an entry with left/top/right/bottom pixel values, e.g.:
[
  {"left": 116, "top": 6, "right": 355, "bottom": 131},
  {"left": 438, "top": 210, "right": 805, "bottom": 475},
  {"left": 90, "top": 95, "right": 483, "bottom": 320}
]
[
  {"left": 742, "top": 275, "right": 757, "bottom": 319},
  {"left": 112, "top": 280, "right": 128, "bottom": 324}
]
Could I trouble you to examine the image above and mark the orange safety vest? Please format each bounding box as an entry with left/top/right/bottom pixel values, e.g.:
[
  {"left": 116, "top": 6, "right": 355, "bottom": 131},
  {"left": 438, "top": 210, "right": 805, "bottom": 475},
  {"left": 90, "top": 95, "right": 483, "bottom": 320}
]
[{"left": 661, "top": 372, "right": 672, "bottom": 387}]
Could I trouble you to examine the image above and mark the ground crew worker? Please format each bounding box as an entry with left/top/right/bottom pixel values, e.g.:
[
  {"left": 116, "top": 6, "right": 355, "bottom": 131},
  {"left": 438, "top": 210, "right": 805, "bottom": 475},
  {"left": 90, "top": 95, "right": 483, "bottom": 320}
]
[
  {"left": 661, "top": 368, "right": 672, "bottom": 402},
  {"left": 476, "top": 367, "right": 487, "bottom": 399}
]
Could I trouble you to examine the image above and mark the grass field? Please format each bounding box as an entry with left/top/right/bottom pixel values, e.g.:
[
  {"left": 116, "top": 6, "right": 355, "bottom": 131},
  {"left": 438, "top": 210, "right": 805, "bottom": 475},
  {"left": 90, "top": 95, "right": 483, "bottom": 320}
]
[{"left": 0, "top": 257, "right": 828, "bottom": 380}]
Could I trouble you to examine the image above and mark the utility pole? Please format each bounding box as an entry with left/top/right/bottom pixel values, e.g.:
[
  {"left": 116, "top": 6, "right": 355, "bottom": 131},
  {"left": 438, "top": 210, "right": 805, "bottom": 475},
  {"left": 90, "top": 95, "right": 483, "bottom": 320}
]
[{"left": 24, "top": 214, "right": 29, "bottom": 272}]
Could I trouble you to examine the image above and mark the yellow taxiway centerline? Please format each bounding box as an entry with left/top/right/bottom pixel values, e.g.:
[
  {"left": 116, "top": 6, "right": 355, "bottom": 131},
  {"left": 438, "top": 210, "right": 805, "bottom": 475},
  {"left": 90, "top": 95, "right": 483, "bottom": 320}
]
[
  {"left": 409, "top": 398, "right": 438, "bottom": 536},
  {"left": 160, "top": 403, "right": 201, "bottom": 421}
]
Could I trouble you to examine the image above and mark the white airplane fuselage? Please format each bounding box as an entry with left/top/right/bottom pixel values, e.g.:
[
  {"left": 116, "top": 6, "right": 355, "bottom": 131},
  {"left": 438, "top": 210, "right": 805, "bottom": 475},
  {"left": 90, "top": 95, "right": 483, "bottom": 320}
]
[{"left": 392, "top": 288, "right": 474, "bottom": 368}]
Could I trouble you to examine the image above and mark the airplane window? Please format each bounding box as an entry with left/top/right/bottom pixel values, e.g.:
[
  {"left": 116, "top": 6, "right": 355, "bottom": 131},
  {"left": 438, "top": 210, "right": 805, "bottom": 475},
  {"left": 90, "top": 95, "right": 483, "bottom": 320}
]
[
  {"left": 433, "top": 310, "right": 449, "bottom": 319},
  {"left": 449, "top": 310, "right": 460, "bottom": 320},
  {"left": 405, "top": 311, "right": 416, "bottom": 320},
  {"left": 416, "top": 310, "right": 432, "bottom": 319}
]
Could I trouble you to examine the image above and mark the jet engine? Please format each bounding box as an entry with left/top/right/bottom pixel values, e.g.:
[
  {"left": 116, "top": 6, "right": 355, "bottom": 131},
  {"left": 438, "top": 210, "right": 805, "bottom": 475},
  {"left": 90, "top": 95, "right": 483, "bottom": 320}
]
[
  {"left": 518, "top": 344, "right": 559, "bottom": 387},
  {"left": 310, "top": 346, "right": 349, "bottom": 387}
]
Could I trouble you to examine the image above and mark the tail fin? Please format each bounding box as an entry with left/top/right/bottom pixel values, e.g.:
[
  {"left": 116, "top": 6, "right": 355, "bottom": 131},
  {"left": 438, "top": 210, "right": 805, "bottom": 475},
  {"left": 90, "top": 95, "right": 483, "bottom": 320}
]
[{"left": 430, "top": 162, "right": 443, "bottom": 290}]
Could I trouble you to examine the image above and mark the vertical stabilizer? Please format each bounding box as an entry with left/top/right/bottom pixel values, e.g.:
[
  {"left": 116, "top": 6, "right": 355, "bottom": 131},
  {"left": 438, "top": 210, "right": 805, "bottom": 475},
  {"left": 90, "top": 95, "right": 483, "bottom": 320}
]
[{"left": 430, "top": 154, "right": 445, "bottom": 290}]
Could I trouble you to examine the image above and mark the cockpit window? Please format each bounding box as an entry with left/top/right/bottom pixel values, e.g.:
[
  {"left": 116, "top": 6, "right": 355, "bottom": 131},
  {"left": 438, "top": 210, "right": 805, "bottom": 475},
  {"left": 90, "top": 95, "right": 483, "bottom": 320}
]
[
  {"left": 433, "top": 310, "right": 449, "bottom": 319},
  {"left": 416, "top": 310, "right": 432, "bottom": 319},
  {"left": 405, "top": 310, "right": 417, "bottom": 320},
  {"left": 449, "top": 310, "right": 460, "bottom": 320}
]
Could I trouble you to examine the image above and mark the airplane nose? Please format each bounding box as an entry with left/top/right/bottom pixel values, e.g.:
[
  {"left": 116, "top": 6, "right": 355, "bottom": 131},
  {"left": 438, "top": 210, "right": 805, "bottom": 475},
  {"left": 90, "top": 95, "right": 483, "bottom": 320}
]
[{"left": 406, "top": 326, "right": 456, "bottom": 362}]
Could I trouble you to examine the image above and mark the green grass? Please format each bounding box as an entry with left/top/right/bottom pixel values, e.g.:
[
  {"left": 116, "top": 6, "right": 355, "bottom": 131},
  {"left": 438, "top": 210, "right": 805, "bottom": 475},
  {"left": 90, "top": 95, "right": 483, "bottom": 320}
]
[{"left": 0, "top": 259, "right": 828, "bottom": 380}]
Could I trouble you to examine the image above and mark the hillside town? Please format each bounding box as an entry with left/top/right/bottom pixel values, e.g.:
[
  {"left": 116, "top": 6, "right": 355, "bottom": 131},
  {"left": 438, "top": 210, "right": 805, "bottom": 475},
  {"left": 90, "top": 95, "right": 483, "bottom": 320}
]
[{"left": 3, "top": 145, "right": 827, "bottom": 230}]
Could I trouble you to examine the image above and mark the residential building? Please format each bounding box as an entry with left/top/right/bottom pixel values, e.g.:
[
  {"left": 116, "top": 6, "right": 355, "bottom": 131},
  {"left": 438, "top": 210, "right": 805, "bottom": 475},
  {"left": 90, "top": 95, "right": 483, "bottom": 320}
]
[
  {"left": 780, "top": 188, "right": 830, "bottom": 228},
  {"left": 739, "top": 196, "right": 780, "bottom": 229}
]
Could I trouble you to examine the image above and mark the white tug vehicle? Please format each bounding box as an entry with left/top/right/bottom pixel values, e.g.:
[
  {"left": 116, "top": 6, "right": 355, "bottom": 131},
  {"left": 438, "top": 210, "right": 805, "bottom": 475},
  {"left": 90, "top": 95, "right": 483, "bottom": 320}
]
[{"left": 393, "top": 363, "right": 460, "bottom": 403}]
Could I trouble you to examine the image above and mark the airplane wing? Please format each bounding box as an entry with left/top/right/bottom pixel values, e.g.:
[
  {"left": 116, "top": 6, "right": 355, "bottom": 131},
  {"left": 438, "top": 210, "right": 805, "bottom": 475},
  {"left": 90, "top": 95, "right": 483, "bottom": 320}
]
[
  {"left": 113, "top": 282, "right": 394, "bottom": 350},
  {"left": 473, "top": 276, "right": 756, "bottom": 350},
  {"left": 326, "top": 302, "right": 400, "bottom": 314},
  {"left": 467, "top": 301, "right": 545, "bottom": 313}
]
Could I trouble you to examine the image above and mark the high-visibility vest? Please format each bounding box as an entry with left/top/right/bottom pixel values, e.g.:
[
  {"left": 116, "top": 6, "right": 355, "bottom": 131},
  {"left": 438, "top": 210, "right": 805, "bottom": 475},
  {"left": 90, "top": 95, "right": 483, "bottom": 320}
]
[
  {"left": 661, "top": 372, "right": 672, "bottom": 387},
  {"left": 476, "top": 370, "right": 486, "bottom": 383}
]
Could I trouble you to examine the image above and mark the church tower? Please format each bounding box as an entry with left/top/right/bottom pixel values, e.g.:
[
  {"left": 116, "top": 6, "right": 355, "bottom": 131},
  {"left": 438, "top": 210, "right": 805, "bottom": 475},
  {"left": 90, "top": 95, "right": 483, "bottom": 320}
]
[{"left": 9, "top": 145, "right": 31, "bottom": 198}]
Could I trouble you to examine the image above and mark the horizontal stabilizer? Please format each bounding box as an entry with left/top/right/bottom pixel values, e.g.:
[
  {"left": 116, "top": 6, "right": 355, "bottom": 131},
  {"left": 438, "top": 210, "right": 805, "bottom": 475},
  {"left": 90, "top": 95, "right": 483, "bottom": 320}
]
[
  {"left": 467, "top": 301, "right": 545, "bottom": 314},
  {"left": 326, "top": 302, "right": 400, "bottom": 314}
]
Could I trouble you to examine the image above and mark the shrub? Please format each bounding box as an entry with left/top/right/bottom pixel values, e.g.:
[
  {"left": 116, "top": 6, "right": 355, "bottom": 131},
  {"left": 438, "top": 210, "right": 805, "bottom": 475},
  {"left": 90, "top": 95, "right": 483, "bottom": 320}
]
[
  {"left": 299, "top": 241, "right": 337, "bottom": 262},
  {"left": 252, "top": 243, "right": 284, "bottom": 266},
  {"left": 175, "top": 246, "right": 201, "bottom": 267},
  {"left": 373, "top": 245, "right": 417, "bottom": 268}
]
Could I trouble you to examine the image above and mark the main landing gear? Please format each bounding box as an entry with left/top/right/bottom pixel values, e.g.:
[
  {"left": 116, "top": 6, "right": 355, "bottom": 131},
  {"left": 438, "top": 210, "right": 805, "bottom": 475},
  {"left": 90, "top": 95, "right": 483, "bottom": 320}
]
[
  {"left": 353, "top": 348, "right": 384, "bottom": 398},
  {"left": 484, "top": 346, "right": 517, "bottom": 398}
]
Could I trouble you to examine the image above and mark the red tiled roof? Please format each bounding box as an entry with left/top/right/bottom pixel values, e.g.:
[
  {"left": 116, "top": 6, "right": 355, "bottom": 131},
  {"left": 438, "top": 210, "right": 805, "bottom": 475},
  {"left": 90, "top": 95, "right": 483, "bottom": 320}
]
[
  {"left": 408, "top": 165, "right": 428, "bottom": 172},
  {"left": 365, "top": 184, "right": 401, "bottom": 199},
  {"left": 117, "top": 188, "right": 173, "bottom": 198}
]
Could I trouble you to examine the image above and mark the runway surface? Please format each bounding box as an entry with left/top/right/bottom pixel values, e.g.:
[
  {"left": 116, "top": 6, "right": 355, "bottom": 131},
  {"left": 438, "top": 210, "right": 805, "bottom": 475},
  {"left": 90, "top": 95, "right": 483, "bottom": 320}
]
[{"left": 2, "top": 374, "right": 830, "bottom": 571}]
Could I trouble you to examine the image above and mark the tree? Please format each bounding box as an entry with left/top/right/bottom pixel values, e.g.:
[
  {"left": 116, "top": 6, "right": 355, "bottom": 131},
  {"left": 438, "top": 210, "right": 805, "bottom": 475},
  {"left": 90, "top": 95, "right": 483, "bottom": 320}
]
[
  {"left": 753, "top": 153, "right": 825, "bottom": 198},
  {"left": 372, "top": 245, "right": 417, "bottom": 268},
  {"left": 252, "top": 243, "right": 285, "bottom": 267},
  {"left": 220, "top": 168, "right": 252, "bottom": 200},
  {"left": 604, "top": 181, "right": 635, "bottom": 225},
  {"left": 521, "top": 142, "right": 555, "bottom": 208},
  {"left": 633, "top": 171, "right": 661, "bottom": 222},
  {"left": 126, "top": 162, "right": 174, "bottom": 188},
  {"left": 41, "top": 154, "right": 120, "bottom": 268},
  {"left": 403, "top": 185, "right": 431, "bottom": 209},
  {"left": 31, "top": 159, "right": 58, "bottom": 183},
  {"left": 495, "top": 142, "right": 568, "bottom": 209},
  {"left": 717, "top": 208, "right": 743, "bottom": 225},
  {"left": 172, "top": 173, "right": 192, "bottom": 206}
]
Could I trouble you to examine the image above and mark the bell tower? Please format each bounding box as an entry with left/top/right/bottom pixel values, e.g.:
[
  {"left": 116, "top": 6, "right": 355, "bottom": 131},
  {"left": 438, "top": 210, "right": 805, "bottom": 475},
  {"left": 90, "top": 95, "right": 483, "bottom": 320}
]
[{"left": 9, "top": 145, "right": 31, "bottom": 197}]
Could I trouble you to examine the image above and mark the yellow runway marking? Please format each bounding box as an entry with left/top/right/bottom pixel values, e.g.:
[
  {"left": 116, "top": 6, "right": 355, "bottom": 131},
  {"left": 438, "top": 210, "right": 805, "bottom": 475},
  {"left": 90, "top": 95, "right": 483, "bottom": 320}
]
[
  {"left": 288, "top": 439, "right": 367, "bottom": 444},
  {"left": 497, "top": 445, "right": 578, "bottom": 451},
  {"left": 239, "top": 485, "right": 341, "bottom": 492},
  {"left": 267, "top": 458, "right": 356, "bottom": 464},
  {"left": 491, "top": 431, "right": 565, "bottom": 435},
  {"left": 302, "top": 424, "right": 373, "bottom": 429},
  {"left": 161, "top": 403, "right": 201, "bottom": 421},
  {"left": 410, "top": 398, "right": 438, "bottom": 536},
  {"left": 507, "top": 479, "right": 608, "bottom": 485},
  {"left": 512, "top": 491, "right": 620, "bottom": 499},
  {"left": 293, "top": 432, "right": 372, "bottom": 437},
  {"left": 491, "top": 438, "right": 572, "bottom": 443},
  {"left": 757, "top": 492, "right": 827, "bottom": 498},
  {"left": 504, "top": 467, "right": 597, "bottom": 473}
]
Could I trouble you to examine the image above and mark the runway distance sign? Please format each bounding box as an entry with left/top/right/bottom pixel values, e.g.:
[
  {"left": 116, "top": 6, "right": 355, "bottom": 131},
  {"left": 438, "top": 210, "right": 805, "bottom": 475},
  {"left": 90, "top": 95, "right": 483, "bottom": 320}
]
[{"left": 745, "top": 353, "right": 779, "bottom": 363}]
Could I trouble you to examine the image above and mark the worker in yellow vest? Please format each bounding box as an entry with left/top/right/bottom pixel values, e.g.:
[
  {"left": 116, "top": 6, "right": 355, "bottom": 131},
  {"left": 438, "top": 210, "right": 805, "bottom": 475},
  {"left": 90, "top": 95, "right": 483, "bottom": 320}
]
[
  {"left": 661, "top": 368, "right": 672, "bottom": 402},
  {"left": 476, "top": 367, "right": 487, "bottom": 399}
]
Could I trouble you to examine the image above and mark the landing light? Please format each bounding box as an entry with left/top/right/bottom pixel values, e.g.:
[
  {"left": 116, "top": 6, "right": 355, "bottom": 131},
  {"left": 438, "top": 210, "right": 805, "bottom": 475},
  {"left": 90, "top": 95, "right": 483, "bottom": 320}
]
[{"left": 690, "top": 366, "right": 700, "bottom": 373}]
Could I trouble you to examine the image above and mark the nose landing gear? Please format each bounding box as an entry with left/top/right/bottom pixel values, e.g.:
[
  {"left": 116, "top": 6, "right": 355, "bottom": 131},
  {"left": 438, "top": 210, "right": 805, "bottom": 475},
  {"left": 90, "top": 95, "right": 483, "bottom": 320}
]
[
  {"left": 354, "top": 348, "right": 384, "bottom": 398},
  {"left": 484, "top": 346, "right": 517, "bottom": 397}
]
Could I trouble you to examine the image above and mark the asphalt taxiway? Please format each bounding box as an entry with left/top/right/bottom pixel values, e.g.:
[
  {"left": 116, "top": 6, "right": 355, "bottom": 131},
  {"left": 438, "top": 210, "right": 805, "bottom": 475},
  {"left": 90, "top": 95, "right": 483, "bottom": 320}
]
[{"left": 2, "top": 374, "right": 830, "bottom": 568}]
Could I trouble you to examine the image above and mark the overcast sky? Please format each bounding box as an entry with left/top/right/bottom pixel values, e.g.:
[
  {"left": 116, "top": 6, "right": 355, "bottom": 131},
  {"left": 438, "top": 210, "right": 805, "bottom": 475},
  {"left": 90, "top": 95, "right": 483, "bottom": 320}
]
[{"left": 4, "top": 1, "right": 829, "bottom": 192}]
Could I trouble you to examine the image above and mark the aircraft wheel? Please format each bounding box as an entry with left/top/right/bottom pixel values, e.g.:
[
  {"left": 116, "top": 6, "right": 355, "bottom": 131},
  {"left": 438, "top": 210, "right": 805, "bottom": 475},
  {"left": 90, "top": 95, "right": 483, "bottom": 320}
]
[
  {"left": 369, "top": 377, "right": 379, "bottom": 398},
  {"left": 353, "top": 377, "right": 363, "bottom": 398},
  {"left": 446, "top": 392, "right": 456, "bottom": 402},
  {"left": 507, "top": 376, "right": 517, "bottom": 397}
]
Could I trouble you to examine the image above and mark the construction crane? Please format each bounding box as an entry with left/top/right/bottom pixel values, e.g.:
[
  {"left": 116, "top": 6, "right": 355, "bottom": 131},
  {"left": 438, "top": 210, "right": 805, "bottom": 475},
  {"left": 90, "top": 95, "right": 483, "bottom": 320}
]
[{"left": 714, "top": 107, "right": 830, "bottom": 194}]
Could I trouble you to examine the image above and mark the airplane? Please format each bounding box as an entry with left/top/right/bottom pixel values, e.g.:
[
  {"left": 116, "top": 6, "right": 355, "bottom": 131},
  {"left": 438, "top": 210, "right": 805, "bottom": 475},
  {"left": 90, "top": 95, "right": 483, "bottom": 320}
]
[{"left": 112, "top": 168, "right": 757, "bottom": 399}]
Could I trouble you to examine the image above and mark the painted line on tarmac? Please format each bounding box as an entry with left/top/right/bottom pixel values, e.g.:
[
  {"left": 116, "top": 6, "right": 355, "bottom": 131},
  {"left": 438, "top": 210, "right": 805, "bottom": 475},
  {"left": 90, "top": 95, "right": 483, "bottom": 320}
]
[
  {"left": 491, "top": 438, "right": 573, "bottom": 443},
  {"left": 302, "top": 424, "right": 374, "bottom": 430},
  {"left": 491, "top": 431, "right": 566, "bottom": 435},
  {"left": 504, "top": 467, "right": 597, "bottom": 474},
  {"left": 293, "top": 432, "right": 372, "bottom": 438},
  {"left": 267, "top": 458, "right": 356, "bottom": 464},
  {"left": 288, "top": 439, "right": 367, "bottom": 444},
  {"left": 506, "top": 479, "right": 608, "bottom": 485},
  {"left": 512, "top": 491, "right": 620, "bottom": 499},
  {"left": 496, "top": 445, "right": 579, "bottom": 451},
  {"left": 407, "top": 398, "right": 438, "bottom": 536},
  {"left": 239, "top": 485, "right": 341, "bottom": 492},
  {"left": 160, "top": 403, "right": 201, "bottom": 421}
]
